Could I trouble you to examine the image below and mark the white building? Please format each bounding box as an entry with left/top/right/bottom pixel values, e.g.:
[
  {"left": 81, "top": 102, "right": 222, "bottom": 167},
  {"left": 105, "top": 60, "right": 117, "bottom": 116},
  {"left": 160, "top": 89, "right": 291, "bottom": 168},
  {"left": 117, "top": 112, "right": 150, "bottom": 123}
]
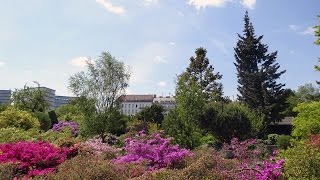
[
  {"left": 120, "top": 95, "right": 155, "bottom": 116},
  {"left": 153, "top": 96, "right": 176, "bottom": 114}
]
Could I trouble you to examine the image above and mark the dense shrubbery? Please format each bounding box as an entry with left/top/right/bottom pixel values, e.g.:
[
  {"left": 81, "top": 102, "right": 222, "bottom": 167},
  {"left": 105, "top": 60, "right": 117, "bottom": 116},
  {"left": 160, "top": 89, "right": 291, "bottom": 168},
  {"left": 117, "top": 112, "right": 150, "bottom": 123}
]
[
  {"left": 292, "top": 101, "right": 320, "bottom": 138},
  {"left": 281, "top": 136, "right": 320, "bottom": 179},
  {"left": 0, "top": 107, "right": 40, "bottom": 130},
  {"left": 200, "top": 102, "right": 264, "bottom": 142},
  {"left": 34, "top": 112, "right": 51, "bottom": 131}
]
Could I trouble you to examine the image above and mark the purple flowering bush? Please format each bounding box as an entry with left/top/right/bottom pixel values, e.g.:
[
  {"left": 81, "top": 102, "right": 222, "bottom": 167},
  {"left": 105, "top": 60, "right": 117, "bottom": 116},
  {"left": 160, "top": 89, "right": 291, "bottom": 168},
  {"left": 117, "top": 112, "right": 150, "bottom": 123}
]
[
  {"left": 52, "top": 121, "right": 78, "bottom": 136},
  {"left": 114, "top": 130, "right": 192, "bottom": 170},
  {"left": 223, "top": 138, "right": 284, "bottom": 180}
]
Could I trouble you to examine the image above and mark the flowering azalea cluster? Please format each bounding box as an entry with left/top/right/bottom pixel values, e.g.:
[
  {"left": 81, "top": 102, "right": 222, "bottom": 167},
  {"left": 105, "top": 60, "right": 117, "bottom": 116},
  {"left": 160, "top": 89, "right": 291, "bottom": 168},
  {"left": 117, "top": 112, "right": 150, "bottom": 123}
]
[
  {"left": 52, "top": 121, "right": 78, "bottom": 136},
  {"left": 114, "top": 131, "right": 192, "bottom": 170},
  {"left": 80, "top": 137, "right": 121, "bottom": 155},
  {"left": 0, "top": 141, "right": 75, "bottom": 177},
  {"left": 224, "top": 138, "right": 284, "bottom": 180}
]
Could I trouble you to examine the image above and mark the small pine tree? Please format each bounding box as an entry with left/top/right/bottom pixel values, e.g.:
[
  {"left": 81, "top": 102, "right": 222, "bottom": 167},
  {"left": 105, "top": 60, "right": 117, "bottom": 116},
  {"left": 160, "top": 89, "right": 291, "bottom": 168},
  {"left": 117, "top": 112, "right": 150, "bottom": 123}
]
[
  {"left": 234, "top": 11, "right": 286, "bottom": 124},
  {"left": 185, "top": 47, "right": 223, "bottom": 102}
]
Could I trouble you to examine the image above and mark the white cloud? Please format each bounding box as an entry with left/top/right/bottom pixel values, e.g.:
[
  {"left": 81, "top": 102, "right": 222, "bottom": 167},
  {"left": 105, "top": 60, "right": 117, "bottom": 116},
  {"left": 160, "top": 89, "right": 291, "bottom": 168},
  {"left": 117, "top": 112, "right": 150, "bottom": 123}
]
[
  {"left": 288, "top": 24, "right": 299, "bottom": 31},
  {"left": 153, "top": 56, "right": 168, "bottom": 64},
  {"left": 142, "top": 0, "right": 158, "bottom": 6},
  {"left": 96, "top": 0, "right": 126, "bottom": 15},
  {"left": 240, "top": 0, "right": 256, "bottom": 9},
  {"left": 157, "top": 81, "right": 167, "bottom": 87},
  {"left": 169, "top": 42, "right": 175, "bottom": 46},
  {"left": 0, "top": 61, "right": 5, "bottom": 68},
  {"left": 187, "top": 0, "right": 231, "bottom": 9},
  {"left": 70, "top": 57, "right": 89, "bottom": 68},
  {"left": 301, "top": 26, "right": 315, "bottom": 35}
]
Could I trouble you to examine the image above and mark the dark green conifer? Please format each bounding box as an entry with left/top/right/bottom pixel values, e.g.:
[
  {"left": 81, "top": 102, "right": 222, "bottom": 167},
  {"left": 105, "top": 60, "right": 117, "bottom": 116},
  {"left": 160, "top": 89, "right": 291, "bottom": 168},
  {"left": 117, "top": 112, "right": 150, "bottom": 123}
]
[{"left": 234, "top": 11, "right": 286, "bottom": 123}]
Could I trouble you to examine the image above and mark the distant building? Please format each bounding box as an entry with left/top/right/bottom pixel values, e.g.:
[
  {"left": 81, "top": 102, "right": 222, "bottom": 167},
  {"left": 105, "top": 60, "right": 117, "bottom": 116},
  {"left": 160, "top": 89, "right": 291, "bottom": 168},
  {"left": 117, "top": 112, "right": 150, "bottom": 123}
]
[
  {"left": 0, "top": 90, "right": 11, "bottom": 105},
  {"left": 153, "top": 96, "right": 176, "bottom": 114},
  {"left": 54, "top": 96, "right": 75, "bottom": 109},
  {"left": 0, "top": 87, "right": 74, "bottom": 110},
  {"left": 120, "top": 95, "right": 155, "bottom": 116},
  {"left": 38, "top": 87, "right": 56, "bottom": 109}
]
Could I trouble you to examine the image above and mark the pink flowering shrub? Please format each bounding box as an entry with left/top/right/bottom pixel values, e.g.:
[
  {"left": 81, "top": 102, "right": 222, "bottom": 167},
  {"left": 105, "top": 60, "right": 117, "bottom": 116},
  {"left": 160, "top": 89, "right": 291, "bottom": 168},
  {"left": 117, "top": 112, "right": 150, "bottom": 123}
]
[
  {"left": 223, "top": 138, "right": 284, "bottom": 180},
  {"left": 0, "top": 141, "right": 77, "bottom": 177},
  {"left": 77, "top": 137, "right": 121, "bottom": 159},
  {"left": 114, "top": 130, "right": 192, "bottom": 170}
]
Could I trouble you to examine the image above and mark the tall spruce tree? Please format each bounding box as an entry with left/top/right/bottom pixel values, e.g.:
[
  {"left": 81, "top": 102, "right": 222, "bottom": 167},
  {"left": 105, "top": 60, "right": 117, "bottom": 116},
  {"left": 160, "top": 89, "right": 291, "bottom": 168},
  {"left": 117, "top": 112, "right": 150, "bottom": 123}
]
[
  {"left": 234, "top": 11, "right": 286, "bottom": 124},
  {"left": 185, "top": 47, "right": 223, "bottom": 101}
]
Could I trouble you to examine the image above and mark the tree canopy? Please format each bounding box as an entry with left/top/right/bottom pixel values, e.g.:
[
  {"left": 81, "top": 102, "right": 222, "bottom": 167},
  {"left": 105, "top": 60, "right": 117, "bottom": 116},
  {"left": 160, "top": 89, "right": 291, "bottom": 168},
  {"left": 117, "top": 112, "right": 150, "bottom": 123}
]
[
  {"left": 68, "top": 52, "right": 130, "bottom": 142},
  {"left": 184, "top": 47, "right": 223, "bottom": 102},
  {"left": 234, "top": 11, "right": 286, "bottom": 124},
  {"left": 11, "top": 82, "right": 50, "bottom": 113}
]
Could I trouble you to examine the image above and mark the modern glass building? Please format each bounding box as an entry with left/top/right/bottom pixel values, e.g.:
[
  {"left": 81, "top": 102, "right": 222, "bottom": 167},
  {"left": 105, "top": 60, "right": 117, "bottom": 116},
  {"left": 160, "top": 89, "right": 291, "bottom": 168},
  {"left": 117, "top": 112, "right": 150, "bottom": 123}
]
[{"left": 0, "top": 90, "right": 11, "bottom": 105}]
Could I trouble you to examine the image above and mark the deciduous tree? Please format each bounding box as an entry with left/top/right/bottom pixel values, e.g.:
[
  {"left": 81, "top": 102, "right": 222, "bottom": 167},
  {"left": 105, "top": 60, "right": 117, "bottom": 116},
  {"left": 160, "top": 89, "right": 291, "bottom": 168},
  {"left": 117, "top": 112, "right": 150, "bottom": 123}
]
[{"left": 69, "top": 52, "right": 130, "bottom": 142}]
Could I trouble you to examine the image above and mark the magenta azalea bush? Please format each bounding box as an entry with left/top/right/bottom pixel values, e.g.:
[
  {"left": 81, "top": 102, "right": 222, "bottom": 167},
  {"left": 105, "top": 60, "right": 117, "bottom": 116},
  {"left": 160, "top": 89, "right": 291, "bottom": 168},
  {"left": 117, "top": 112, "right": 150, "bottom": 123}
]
[
  {"left": 114, "top": 130, "right": 192, "bottom": 170},
  {"left": 223, "top": 138, "right": 284, "bottom": 180},
  {"left": 0, "top": 141, "right": 76, "bottom": 177},
  {"left": 52, "top": 121, "right": 78, "bottom": 136}
]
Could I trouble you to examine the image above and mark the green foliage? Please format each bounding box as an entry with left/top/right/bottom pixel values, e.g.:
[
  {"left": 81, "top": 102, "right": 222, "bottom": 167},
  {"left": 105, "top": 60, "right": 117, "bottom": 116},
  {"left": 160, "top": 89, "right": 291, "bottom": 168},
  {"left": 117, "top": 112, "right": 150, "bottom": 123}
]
[
  {"left": 69, "top": 52, "right": 130, "bottom": 142},
  {"left": 79, "top": 107, "right": 127, "bottom": 141},
  {"left": 199, "top": 133, "right": 219, "bottom": 147},
  {"left": 200, "top": 102, "right": 264, "bottom": 141},
  {"left": 163, "top": 74, "right": 205, "bottom": 149},
  {"left": 136, "top": 104, "right": 164, "bottom": 124},
  {"left": 281, "top": 141, "right": 320, "bottom": 179},
  {"left": 0, "top": 127, "right": 40, "bottom": 143},
  {"left": 234, "top": 11, "right": 286, "bottom": 124},
  {"left": 69, "top": 51, "right": 130, "bottom": 113},
  {"left": 295, "top": 83, "right": 320, "bottom": 102},
  {"left": 34, "top": 112, "right": 51, "bottom": 131},
  {"left": 276, "top": 135, "right": 291, "bottom": 149},
  {"left": 55, "top": 104, "right": 84, "bottom": 122},
  {"left": 48, "top": 110, "right": 58, "bottom": 128},
  {"left": 185, "top": 47, "right": 223, "bottom": 101},
  {"left": 0, "top": 104, "right": 9, "bottom": 113},
  {"left": 0, "top": 107, "right": 40, "bottom": 130},
  {"left": 267, "top": 134, "right": 279, "bottom": 145},
  {"left": 11, "top": 82, "right": 50, "bottom": 112},
  {"left": 292, "top": 101, "right": 320, "bottom": 138}
]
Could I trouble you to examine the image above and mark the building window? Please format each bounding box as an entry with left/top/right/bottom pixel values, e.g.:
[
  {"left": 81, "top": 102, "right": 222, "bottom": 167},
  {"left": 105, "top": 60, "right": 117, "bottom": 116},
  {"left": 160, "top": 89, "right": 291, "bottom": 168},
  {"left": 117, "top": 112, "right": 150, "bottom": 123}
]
[
  {"left": 129, "top": 104, "right": 131, "bottom": 108},
  {"left": 136, "top": 104, "right": 138, "bottom": 108}
]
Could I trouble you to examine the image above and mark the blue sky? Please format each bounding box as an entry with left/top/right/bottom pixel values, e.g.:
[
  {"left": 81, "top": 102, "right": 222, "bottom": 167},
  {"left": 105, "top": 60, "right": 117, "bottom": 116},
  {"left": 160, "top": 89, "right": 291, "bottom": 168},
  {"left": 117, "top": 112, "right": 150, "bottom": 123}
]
[{"left": 0, "top": 0, "right": 319, "bottom": 98}]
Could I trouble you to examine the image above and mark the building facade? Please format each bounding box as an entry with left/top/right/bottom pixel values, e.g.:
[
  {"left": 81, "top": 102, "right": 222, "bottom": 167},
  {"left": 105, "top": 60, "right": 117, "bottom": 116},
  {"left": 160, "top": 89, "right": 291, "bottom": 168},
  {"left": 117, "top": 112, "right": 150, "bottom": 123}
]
[
  {"left": 0, "top": 90, "right": 11, "bottom": 105},
  {"left": 153, "top": 96, "right": 176, "bottom": 114},
  {"left": 120, "top": 95, "right": 155, "bottom": 116},
  {"left": 120, "top": 95, "right": 176, "bottom": 116},
  {"left": 53, "top": 96, "right": 75, "bottom": 109}
]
